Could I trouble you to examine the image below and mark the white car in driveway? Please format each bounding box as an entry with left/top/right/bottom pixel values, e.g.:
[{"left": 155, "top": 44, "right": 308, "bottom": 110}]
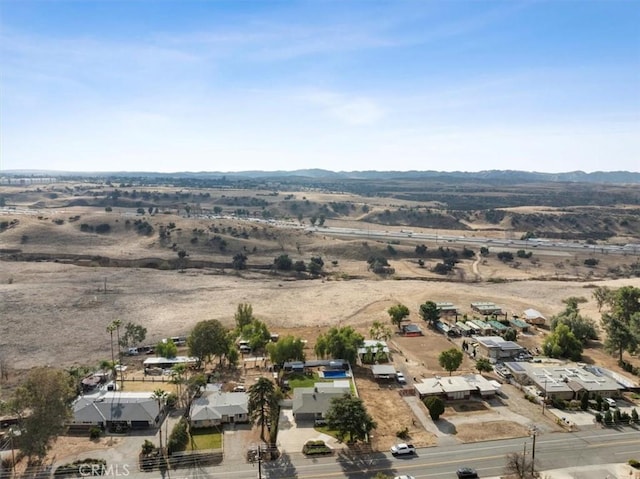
[
  {"left": 396, "top": 372, "right": 407, "bottom": 384},
  {"left": 390, "top": 443, "right": 416, "bottom": 456}
]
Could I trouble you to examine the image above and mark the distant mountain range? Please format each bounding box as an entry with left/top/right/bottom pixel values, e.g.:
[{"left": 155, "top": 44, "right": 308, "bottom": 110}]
[{"left": 3, "top": 169, "right": 640, "bottom": 184}]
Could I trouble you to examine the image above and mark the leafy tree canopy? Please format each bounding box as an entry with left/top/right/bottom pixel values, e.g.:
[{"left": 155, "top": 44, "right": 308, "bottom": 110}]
[
  {"left": 266, "top": 336, "right": 306, "bottom": 365},
  {"left": 241, "top": 319, "right": 271, "bottom": 352},
  {"left": 187, "top": 319, "right": 229, "bottom": 365},
  {"left": 156, "top": 339, "right": 178, "bottom": 359},
  {"left": 438, "top": 348, "right": 464, "bottom": 376},
  {"left": 235, "top": 303, "right": 255, "bottom": 330},
  {"left": 423, "top": 396, "right": 445, "bottom": 420},
  {"left": 325, "top": 394, "right": 376, "bottom": 444},
  {"left": 314, "top": 326, "right": 364, "bottom": 365},
  {"left": 601, "top": 286, "right": 640, "bottom": 361},
  {"left": 12, "top": 367, "right": 76, "bottom": 463},
  {"left": 387, "top": 304, "right": 410, "bottom": 330},
  {"left": 542, "top": 323, "right": 583, "bottom": 361},
  {"left": 420, "top": 301, "right": 441, "bottom": 326}
]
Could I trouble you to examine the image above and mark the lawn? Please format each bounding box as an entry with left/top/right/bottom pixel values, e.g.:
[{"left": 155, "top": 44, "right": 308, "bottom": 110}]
[
  {"left": 187, "top": 428, "right": 223, "bottom": 451},
  {"left": 287, "top": 372, "right": 327, "bottom": 389},
  {"left": 314, "top": 425, "right": 342, "bottom": 441}
]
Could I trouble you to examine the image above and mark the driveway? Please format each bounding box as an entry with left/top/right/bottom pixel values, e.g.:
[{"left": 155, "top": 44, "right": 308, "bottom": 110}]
[{"left": 276, "top": 408, "right": 346, "bottom": 454}]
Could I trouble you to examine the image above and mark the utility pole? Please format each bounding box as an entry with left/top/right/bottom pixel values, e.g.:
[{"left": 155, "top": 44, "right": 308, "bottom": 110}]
[
  {"left": 530, "top": 425, "right": 538, "bottom": 477},
  {"left": 542, "top": 378, "right": 547, "bottom": 415}
]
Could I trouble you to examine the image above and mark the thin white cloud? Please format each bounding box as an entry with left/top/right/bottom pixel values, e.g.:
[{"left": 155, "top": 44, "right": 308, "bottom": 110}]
[{"left": 302, "top": 90, "right": 384, "bottom": 126}]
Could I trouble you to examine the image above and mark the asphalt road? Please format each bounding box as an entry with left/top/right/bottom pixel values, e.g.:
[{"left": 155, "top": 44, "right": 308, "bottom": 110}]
[
  {"left": 307, "top": 225, "right": 640, "bottom": 256},
  {"left": 131, "top": 428, "right": 640, "bottom": 479}
]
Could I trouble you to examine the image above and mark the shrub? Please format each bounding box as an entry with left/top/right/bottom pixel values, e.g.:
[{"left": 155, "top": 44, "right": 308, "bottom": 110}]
[
  {"left": 396, "top": 427, "right": 409, "bottom": 440},
  {"left": 95, "top": 223, "right": 111, "bottom": 234},
  {"left": 167, "top": 418, "right": 189, "bottom": 454},
  {"left": 302, "top": 440, "right": 331, "bottom": 455},
  {"left": 54, "top": 458, "right": 107, "bottom": 477},
  {"left": 423, "top": 396, "right": 445, "bottom": 420},
  {"left": 89, "top": 427, "right": 101, "bottom": 440},
  {"left": 603, "top": 410, "right": 613, "bottom": 425},
  {"left": 629, "top": 459, "right": 640, "bottom": 469},
  {"left": 594, "top": 412, "right": 602, "bottom": 423}
]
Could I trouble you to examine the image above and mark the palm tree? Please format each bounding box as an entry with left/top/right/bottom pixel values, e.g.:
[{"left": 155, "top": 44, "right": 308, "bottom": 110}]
[
  {"left": 248, "top": 377, "right": 276, "bottom": 441},
  {"left": 170, "top": 364, "right": 187, "bottom": 408},
  {"left": 107, "top": 319, "right": 124, "bottom": 390},
  {"left": 106, "top": 323, "right": 117, "bottom": 383},
  {"left": 150, "top": 389, "right": 168, "bottom": 457}
]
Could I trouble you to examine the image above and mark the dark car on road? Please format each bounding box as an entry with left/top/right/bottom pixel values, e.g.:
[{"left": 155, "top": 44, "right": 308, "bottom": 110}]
[{"left": 456, "top": 467, "right": 478, "bottom": 478}]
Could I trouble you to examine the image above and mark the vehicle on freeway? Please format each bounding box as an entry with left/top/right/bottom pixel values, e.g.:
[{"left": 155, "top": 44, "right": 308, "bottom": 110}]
[
  {"left": 390, "top": 443, "right": 416, "bottom": 456},
  {"left": 456, "top": 467, "right": 478, "bottom": 478},
  {"left": 396, "top": 372, "right": 407, "bottom": 384}
]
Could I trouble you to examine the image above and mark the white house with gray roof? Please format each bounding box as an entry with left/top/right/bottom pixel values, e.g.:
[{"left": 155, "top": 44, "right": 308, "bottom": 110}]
[
  {"left": 71, "top": 391, "right": 160, "bottom": 430},
  {"left": 292, "top": 380, "right": 351, "bottom": 422},
  {"left": 189, "top": 390, "right": 249, "bottom": 428}
]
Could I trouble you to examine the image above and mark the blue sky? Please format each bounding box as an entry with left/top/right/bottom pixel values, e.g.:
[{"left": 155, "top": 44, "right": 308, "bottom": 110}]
[{"left": 1, "top": 0, "right": 638, "bottom": 173}]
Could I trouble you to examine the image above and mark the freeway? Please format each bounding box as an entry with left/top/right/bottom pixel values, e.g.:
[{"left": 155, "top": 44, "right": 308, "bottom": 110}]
[
  {"left": 144, "top": 429, "right": 640, "bottom": 479},
  {"left": 306, "top": 225, "right": 639, "bottom": 256}
]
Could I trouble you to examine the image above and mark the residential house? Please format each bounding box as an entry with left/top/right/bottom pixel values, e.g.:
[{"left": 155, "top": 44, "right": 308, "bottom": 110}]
[
  {"left": 414, "top": 374, "right": 498, "bottom": 400},
  {"left": 292, "top": 380, "right": 351, "bottom": 422},
  {"left": 471, "top": 302, "right": 503, "bottom": 315},
  {"left": 414, "top": 376, "right": 472, "bottom": 400},
  {"left": 71, "top": 392, "right": 160, "bottom": 431},
  {"left": 523, "top": 309, "right": 546, "bottom": 326},
  {"left": 401, "top": 324, "right": 422, "bottom": 336},
  {"left": 189, "top": 389, "right": 249, "bottom": 428},
  {"left": 504, "top": 362, "right": 624, "bottom": 401},
  {"left": 473, "top": 336, "right": 524, "bottom": 362},
  {"left": 509, "top": 318, "right": 530, "bottom": 333}
]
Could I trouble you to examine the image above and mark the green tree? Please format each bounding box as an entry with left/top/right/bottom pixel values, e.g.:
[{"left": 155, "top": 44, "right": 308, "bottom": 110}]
[
  {"left": 232, "top": 253, "right": 248, "bottom": 270},
  {"left": 475, "top": 358, "right": 493, "bottom": 374},
  {"left": 226, "top": 345, "right": 239, "bottom": 369},
  {"left": 234, "top": 303, "right": 255, "bottom": 331},
  {"left": 12, "top": 367, "right": 76, "bottom": 464},
  {"left": 325, "top": 394, "right": 376, "bottom": 444},
  {"left": 156, "top": 339, "right": 178, "bottom": 359},
  {"left": 369, "top": 320, "right": 392, "bottom": 341},
  {"left": 314, "top": 326, "right": 364, "bottom": 364},
  {"left": 550, "top": 311, "right": 598, "bottom": 344},
  {"left": 266, "top": 336, "right": 306, "bottom": 366},
  {"left": 248, "top": 377, "right": 278, "bottom": 441},
  {"left": 119, "top": 321, "right": 147, "bottom": 348},
  {"left": 419, "top": 301, "right": 441, "bottom": 327},
  {"left": 503, "top": 328, "right": 517, "bottom": 342},
  {"left": 423, "top": 396, "right": 445, "bottom": 421},
  {"left": 542, "top": 323, "right": 583, "bottom": 361},
  {"left": 580, "top": 391, "right": 589, "bottom": 411},
  {"left": 241, "top": 319, "right": 271, "bottom": 352},
  {"left": 602, "top": 286, "right": 640, "bottom": 362},
  {"left": 438, "top": 348, "right": 464, "bottom": 376},
  {"left": 307, "top": 260, "right": 322, "bottom": 276},
  {"left": 170, "top": 364, "right": 187, "bottom": 408},
  {"left": 187, "top": 319, "right": 229, "bottom": 366},
  {"left": 293, "top": 260, "right": 307, "bottom": 273},
  {"left": 150, "top": 389, "right": 168, "bottom": 460},
  {"left": 592, "top": 286, "right": 612, "bottom": 312},
  {"left": 387, "top": 304, "right": 410, "bottom": 330},
  {"left": 177, "top": 249, "right": 188, "bottom": 272},
  {"left": 274, "top": 254, "right": 293, "bottom": 271}
]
